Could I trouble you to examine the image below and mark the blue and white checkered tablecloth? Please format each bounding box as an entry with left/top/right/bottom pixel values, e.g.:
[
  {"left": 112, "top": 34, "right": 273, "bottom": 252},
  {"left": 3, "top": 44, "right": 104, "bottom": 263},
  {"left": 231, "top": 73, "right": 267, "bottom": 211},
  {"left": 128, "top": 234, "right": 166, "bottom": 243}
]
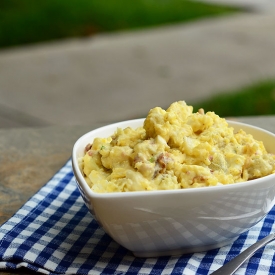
[{"left": 1, "top": 160, "right": 275, "bottom": 275}]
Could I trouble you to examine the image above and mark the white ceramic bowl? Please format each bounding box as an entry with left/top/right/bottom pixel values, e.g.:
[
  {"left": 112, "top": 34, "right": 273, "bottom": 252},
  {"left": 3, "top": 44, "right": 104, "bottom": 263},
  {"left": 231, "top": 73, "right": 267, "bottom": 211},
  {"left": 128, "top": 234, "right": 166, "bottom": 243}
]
[{"left": 72, "top": 119, "right": 275, "bottom": 257}]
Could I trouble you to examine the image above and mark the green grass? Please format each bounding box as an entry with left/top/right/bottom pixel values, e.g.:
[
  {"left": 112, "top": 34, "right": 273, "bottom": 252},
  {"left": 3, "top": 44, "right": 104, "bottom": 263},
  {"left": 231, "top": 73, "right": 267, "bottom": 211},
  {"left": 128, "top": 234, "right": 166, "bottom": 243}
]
[
  {"left": 192, "top": 80, "right": 275, "bottom": 117},
  {"left": 0, "top": 0, "right": 238, "bottom": 48}
]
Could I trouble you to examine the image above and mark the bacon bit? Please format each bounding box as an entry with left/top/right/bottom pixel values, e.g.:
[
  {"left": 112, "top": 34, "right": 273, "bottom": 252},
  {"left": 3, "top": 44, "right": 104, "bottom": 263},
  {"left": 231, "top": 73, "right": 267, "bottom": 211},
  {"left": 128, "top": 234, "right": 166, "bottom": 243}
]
[
  {"left": 134, "top": 154, "right": 142, "bottom": 164},
  {"left": 157, "top": 153, "right": 171, "bottom": 168},
  {"left": 88, "top": 150, "right": 94, "bottom": 156},
  {"left": 192, "top": 175, "right": 206, "bottom": 184},
  {"left": 209, "top": 156, "right": 213, "bottom": 161},
  {"left": 85, "top": 143, "right": 92, "bottom": 153},
  {"left": 153, "top": 153, "right": 172, "bottom": 178}
]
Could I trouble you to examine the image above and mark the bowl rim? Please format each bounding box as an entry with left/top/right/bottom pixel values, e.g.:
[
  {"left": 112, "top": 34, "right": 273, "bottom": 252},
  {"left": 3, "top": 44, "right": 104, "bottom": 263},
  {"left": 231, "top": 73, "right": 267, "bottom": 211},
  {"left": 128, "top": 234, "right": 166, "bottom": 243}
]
[{"left": 72, "top": 119, "right": 275, "bottom": 198}]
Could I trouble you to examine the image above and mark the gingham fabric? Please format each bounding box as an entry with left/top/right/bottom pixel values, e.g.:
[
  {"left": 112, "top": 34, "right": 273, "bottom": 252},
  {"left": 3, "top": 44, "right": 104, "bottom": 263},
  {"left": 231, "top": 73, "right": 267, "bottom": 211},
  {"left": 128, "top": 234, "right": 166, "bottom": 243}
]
[{"left": 1, "top": 161, "right": 275, "bottom": 275}]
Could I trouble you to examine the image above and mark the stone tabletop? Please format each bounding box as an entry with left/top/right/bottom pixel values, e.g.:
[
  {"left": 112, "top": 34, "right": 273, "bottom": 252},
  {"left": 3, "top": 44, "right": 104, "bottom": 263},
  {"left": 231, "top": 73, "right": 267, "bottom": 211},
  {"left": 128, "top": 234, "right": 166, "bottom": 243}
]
[
  {"left": 0, "top": 123, "right": 107, "bottom": 226},
  {"left": 0, "top": 116, "right": 275, "bottom": 274}
]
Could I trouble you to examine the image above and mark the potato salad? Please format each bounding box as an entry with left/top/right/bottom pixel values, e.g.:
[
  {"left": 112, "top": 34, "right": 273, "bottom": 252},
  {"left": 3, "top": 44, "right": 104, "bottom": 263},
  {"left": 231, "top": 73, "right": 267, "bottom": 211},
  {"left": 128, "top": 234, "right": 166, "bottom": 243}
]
[{"left": 81, "top": 101, "right": 275, "bottom": 193}]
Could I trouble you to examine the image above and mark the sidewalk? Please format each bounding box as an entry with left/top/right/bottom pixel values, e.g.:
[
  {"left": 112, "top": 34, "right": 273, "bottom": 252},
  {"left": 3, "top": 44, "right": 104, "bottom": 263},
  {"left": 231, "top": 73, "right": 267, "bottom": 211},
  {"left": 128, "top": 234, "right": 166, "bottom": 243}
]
[{"left": 1, "top": 7, "right": 275, "bottom": 128}]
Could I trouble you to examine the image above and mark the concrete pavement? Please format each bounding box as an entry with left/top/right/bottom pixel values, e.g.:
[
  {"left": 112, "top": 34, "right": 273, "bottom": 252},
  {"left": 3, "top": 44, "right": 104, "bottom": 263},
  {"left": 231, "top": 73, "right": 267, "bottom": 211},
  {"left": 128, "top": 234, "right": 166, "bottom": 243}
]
[{"left": 1, "top": 5, "right": 275, "bottom": 128}]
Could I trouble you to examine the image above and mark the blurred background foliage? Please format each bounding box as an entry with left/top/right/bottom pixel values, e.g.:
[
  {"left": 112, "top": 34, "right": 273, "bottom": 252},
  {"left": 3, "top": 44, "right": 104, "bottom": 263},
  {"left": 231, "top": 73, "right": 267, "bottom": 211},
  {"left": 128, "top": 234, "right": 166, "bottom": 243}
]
[
  {"left": 192, "top": 81, "right": 275, "bottom": 117},
  {"left": 0, "top": 0, "right": 237, "bottom": 48}
]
